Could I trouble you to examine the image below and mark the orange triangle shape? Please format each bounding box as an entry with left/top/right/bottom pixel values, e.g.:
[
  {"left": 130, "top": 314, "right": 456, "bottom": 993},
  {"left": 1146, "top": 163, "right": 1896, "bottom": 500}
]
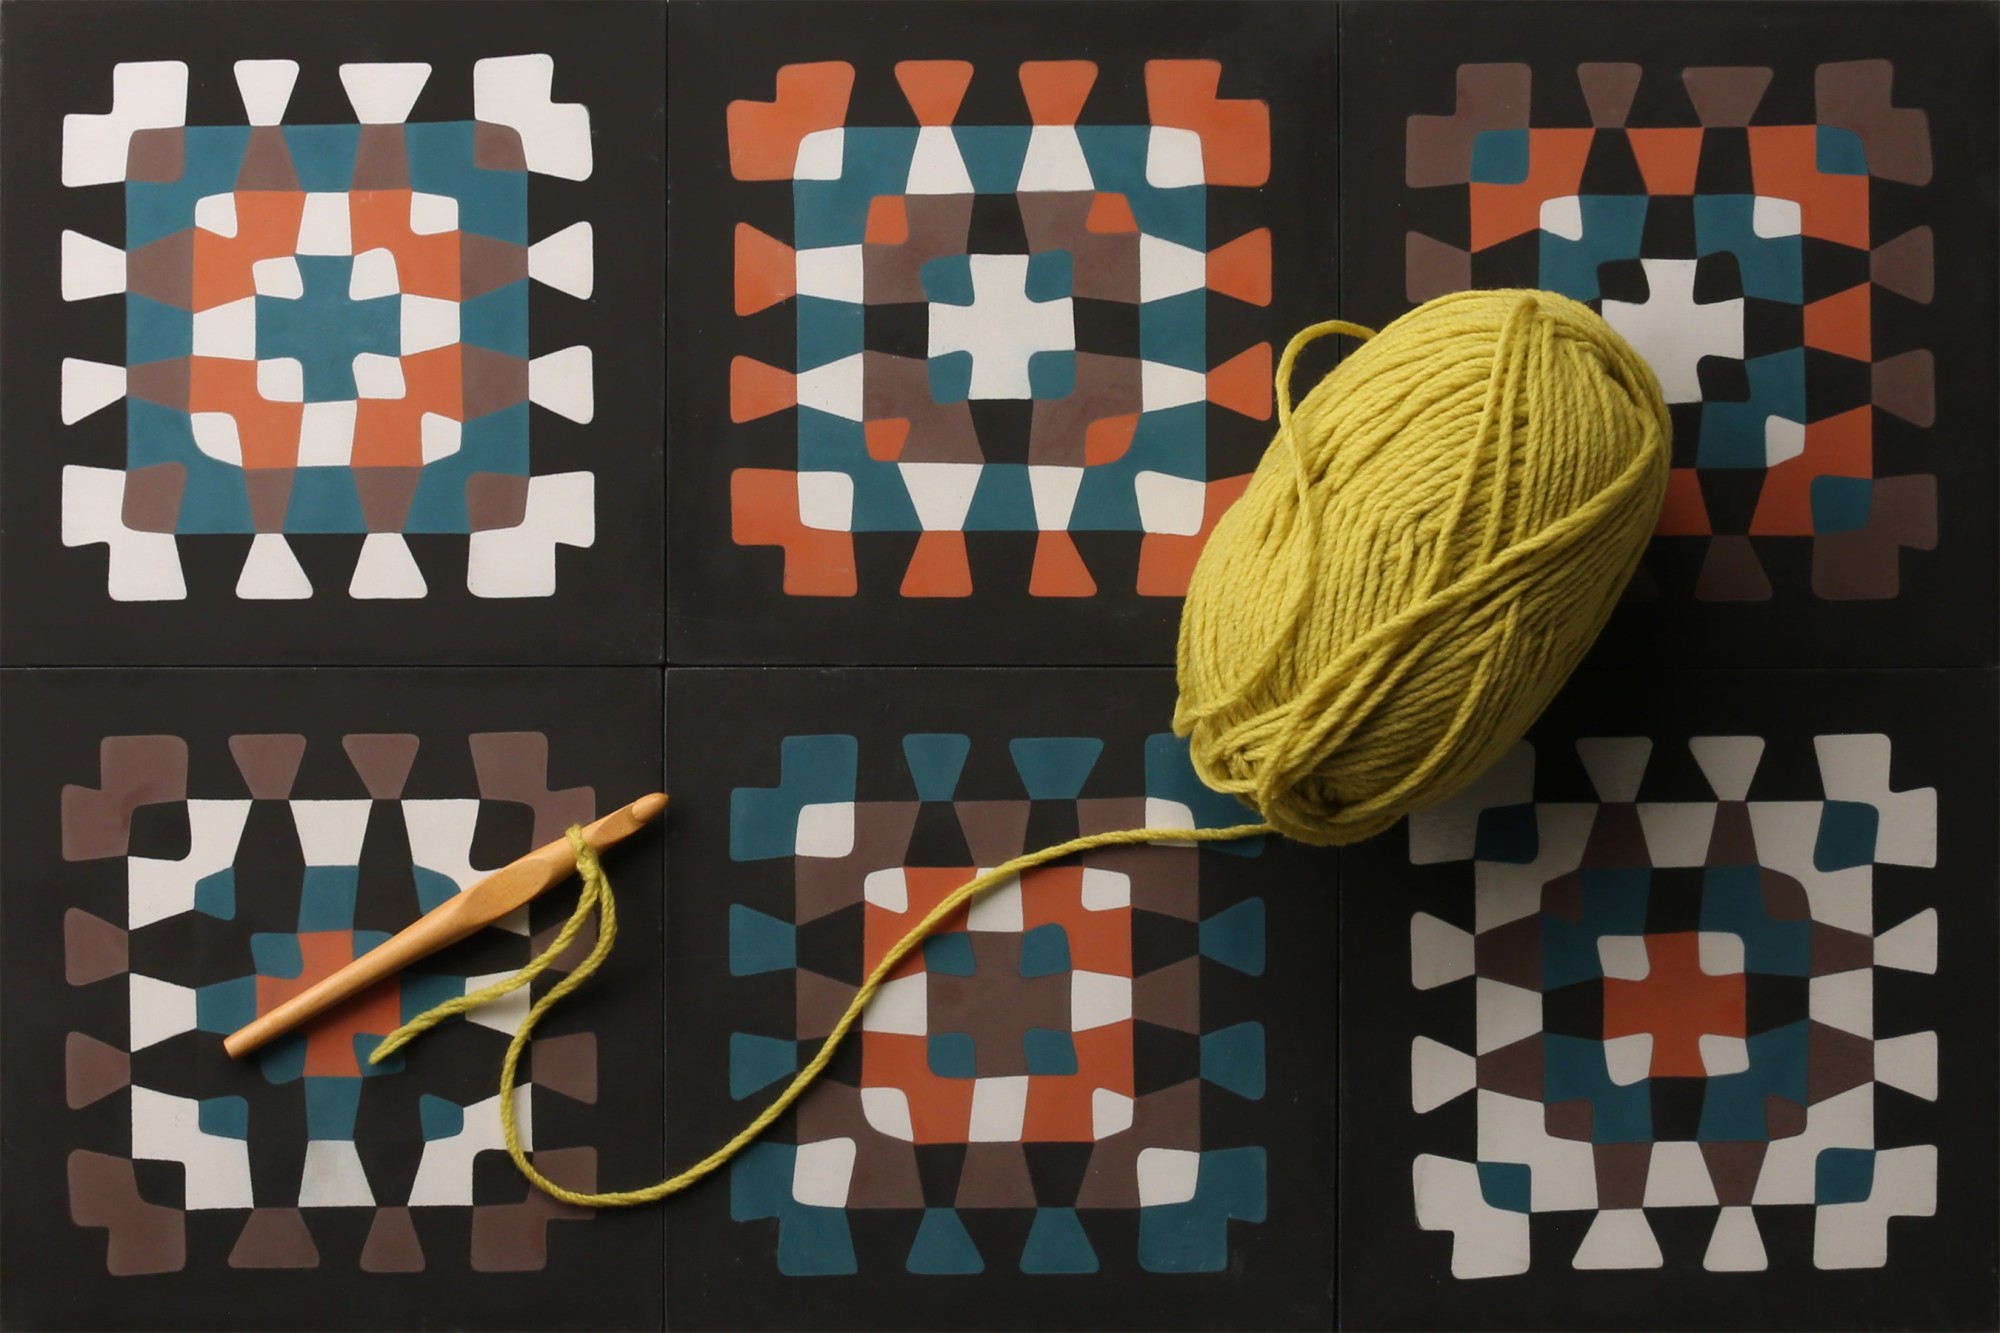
[
  {"left": 865, "top": 195, "right": 910, "bottom": 245},
  {"left": 1019, "top": 61, "right": 1097, "bottom": 126},
  {"left": 730, "top": 357, "right": 796, "bottom": 423},
  {"left": 1083, "top": 413, "right": 1139, "bottom": 466},
  {"left": 1029, "top": 531, "right": 1098, "bottom": 597},
  {"left": 1804, "top": 284, "right": 1871, "bottom": 361},
  {"left": 1206, "top": 228, "right": 1271, "bottom": 306},
  {"left": 1654, "top": 468, "right": 1711, "bottom": 536},
  {"left": 895, "top": 61, "right": 974, "bottom": 127},
  {"left": 1206, "top": 344, "right": 1272, "bottom": 420},
  {"left": 865, "top": 418, "right": 911, "bottom": 461},
  {"left": 901, "top": 530, "right": 973, "bottom": 597},
  {"left": 1627, "top": 127, "right": 1703, "bottom": 196},
  {"left": 734, "top": 223, "right": 795, "bottom": 315},
  {"left": 1085, "top": 192, "right": 1139, "bottom": 234}
]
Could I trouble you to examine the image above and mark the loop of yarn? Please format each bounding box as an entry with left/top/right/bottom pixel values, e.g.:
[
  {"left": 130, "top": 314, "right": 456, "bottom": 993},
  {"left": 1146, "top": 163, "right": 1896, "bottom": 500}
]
[
  {"left": 1175, "top": 288, "right": 1670, "bottom": 846},
  {"left": 371, "top": 288, "right": 1670, "bottom": 1207}
]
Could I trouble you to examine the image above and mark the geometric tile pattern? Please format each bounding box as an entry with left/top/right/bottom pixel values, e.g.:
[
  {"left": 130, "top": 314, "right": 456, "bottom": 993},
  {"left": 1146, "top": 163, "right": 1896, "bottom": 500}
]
[
  {"left": 724, "top": 731, "right": 1269, "bottom": 1275},
  {"left": 1405, "top": 61, "right": 1938, "bottom": 602},
  {"left": 726, "top": 60, "right": 1275, "bottom": 599},
  {"left": 1402, "top": 733, "right": 1939, "bottom": 1278},
  {"left": 59, "top": 729, "right": 601, "bottom": 1275},
  {"left": 59, "top": 57, "right": 597, "bottom": 601}
]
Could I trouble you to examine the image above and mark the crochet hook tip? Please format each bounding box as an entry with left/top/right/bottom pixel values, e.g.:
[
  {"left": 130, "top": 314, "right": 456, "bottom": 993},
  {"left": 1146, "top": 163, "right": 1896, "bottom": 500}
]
[{"left": 221, "top": 790, "right": 668, "bottom": 1062}]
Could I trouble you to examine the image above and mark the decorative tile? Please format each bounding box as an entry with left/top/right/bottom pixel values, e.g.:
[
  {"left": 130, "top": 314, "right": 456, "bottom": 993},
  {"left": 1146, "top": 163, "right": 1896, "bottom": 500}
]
[
  {"left": 0, "top": 1, "right": 664, "bottom": 663},
  {"left": 0, "top": 668, "right": 665, "bottom": 1331},
  {"left": 664, "top": 667, "right": 1336, "bottom": 1329},
  {"left": 1338, "top": 669, "right": 1997, "bottom": 1329},
  {"left": 1339, "top": 0, "right": 1998, "bottom": 667},
  {"left": 668, "top": 1, "right": 1339, "bottom": 663}
]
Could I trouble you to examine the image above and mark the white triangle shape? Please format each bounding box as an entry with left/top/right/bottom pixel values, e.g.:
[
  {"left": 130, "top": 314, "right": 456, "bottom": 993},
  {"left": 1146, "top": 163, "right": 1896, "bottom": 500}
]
[
  {"left": 61, "top": 231, "right": 126, "bottom": 301},
  {"left": 299, "top": 1139, "right": 375, "bottom": 1206},
  {"left": 528, "top": 221, "right": 594, "bottom": 299},
  {"left": 1139, "top": 233, "right": 1206, "bottom": 302},
  {"left": 128, "top": 975, "right": 196, "bottom": 1050},
  {"left": 1410, "top": 1036, "right": 1475, "bottom": 1113},
  {"left": 906, "top": 125, "right": 973, "bottom": 194},
  {"left": 61, "top": 358, "right": 126, "bottom": 424},
  {"left": 1572, "top": 1208, "right": 1662, "bottom": 1270},
  {"left": 350, "top": 533, "right": 428, "bottom": 599},
  {"left": 234, "top": 59, "right": 300, "bottom": 126},
  {"left": 237, "top": 533, "right": 313, "bottom": 599},
  {"left": 1874, "top": 1030, "right": 1938, "bottom": 1101},
  {"left": 339, "top": 62, "right": 432, "bottom": 124},
  {"left": 1690, "top": 735, "right": 1765, "bottom": 801},
  {"left": 1703, "top": 1206, "right": 1768, "bottom": 1271},
  {"left": 1874, "top": 907, "right": 1937, "bottom": 974},
  {"left": 1409, "top": 912, "right": 1474, "bottom": 989},
  {"left": 1018, "top": 125, "right": 1091, "bottom": 191},
  {"left": 528, "top": 346, "right": 594, "bottom": 423},
  {"left": 897, "top": 461, "right": 982, "bottom": 531}
]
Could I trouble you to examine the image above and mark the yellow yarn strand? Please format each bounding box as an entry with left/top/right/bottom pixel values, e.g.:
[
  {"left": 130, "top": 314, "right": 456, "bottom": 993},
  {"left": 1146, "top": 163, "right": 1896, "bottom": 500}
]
[
  {"left": 1175, "top": 289, "right": 1669, "bottom": 846},
  {"left": 371, "top": 286, "right": 1668, "bottom": 1208},
  {"left": 372, "top": 820, "right": 1270, "bottom": 1207}
]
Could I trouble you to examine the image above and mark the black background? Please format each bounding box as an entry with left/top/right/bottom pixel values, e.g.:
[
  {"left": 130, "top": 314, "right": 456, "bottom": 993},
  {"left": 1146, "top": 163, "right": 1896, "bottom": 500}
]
[
  {"left": 1338, "top": 668, "right": 1999, "bottom": 1331},
  {"left": 667, "top": 1, "right": 1340, "bottom": 666},
  {"left": 0, "top": 2, "right": 666, "bottom": 665},
  {"left": 0, "top": 668, "right": 667, "bottom": 1331},
  {"left": 662, "top": 668, "right": 1338, "bottom": 1330},
  {"left": 1340, "top": 0, "right": 2000, "bottom": 670}
]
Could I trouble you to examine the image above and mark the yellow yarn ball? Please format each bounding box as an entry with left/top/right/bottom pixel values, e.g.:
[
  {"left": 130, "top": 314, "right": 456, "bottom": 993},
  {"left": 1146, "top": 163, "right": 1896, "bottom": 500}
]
[{"left": 1174, "top": 288, "right": 1671, "bottom": 846}]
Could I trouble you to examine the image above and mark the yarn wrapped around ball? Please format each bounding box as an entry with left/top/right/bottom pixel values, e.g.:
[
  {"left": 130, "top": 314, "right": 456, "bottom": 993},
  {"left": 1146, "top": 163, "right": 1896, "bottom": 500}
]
[{"left": 1174, "top": 288, "right": 1671, "bottom": 847}]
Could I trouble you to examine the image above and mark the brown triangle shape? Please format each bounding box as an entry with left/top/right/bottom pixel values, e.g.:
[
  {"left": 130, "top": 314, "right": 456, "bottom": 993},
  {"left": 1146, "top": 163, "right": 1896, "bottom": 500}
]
[
  {"left": 1811, "top": 923, "right": 1875, "bottom": 976},
  {"left": 229, "top": 1208, "right": 320, "bottom": 1268},
  {"left": 1683, "top": 67, "right": 1773, "bottom": 127},
  {"left": 795, "top": 968, "right": 858, "bottom": 1041},
  {"left": 1807, "top": 1022, "right": 1874, "bottom": 1104},
  {"left": 127, "top": 230, "right": 194, "bottom": 310},
  {"left": 236, "top": 126, "right": 300, "bottom": 191},
  {"left": 65, "top": 908, "right": 129, "bottom": 985},
  {"left": 462, "top": 346, "right": 530, "bottom": 418},
  {"left": 353, "top": 467, "right": 423, "bottom": 533},
  {"left": 342, "top": 734, "right": 419, "bottom": 799},
  {"left": 955, "top": 1142, "right": 1037, "bottom": 1208},
  {"left": 243, "top": 469, "right": 295, "bottom": 533},
  {"left": 360, "top": 1207, "right": 425, "bottom": 1272},
  {"left": 1701, "top": 1141, "right": 1767, "bottom": 1205},
  {"left": 529, "top": 1032, "right": 597, "bottom": 1104},
  {"left": 1706, "top": 802, "right": 1758, "bottom": 862},
  {"left": 1873, "top": 350, "right": 1935, "bottom": 427},
  {"left": 352, "top": 125, "right": 410, "bottom": 189},
  {"left": 1133, "top": 956, "right": 1201, "bottom": 1033},
  {"left": 1871, "top": 227, "right": 1934, "bottom": 303},
  {"left": 230, "top": 734, "right": 306, "bottom": 799},
  {"left": 462, "top": 233, "right": 529, "bottom": 300},
  {"left": 1578, "top": 63, "right": 1641, "bottom": 127},
  {"left": 1475, "top": 916, "right": 1540, "bottom": 989},
  {"left": 1696, "top": 535, "right": 1773, "bottom": 601},
  {"left": 128, "top": 357, "right": 192, "bottom": 411},
  {"left": 66, "top": 1031, "right": 131, "bottom": 1108},
  {"left": 1477, "top": 1034, "right": 1544, "bottom": 1099}
]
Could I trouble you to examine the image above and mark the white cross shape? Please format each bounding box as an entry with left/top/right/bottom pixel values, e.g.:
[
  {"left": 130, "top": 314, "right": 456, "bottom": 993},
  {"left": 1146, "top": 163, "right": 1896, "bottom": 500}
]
[{"left": 927, "top": 254, "right": 1075, "bottom": 400}]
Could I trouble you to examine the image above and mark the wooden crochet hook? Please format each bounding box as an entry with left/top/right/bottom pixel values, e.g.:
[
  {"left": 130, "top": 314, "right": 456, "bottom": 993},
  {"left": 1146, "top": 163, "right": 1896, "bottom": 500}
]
[{"left": 223, "top": 792, "right": 668, "bottom": 1060}]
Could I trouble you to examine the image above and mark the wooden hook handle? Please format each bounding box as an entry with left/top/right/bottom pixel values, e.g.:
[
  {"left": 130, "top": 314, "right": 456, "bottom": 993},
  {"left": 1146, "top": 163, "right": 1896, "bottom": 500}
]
[{"left": 223, "top": 793, "right": 667, "bottom": 1060}]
